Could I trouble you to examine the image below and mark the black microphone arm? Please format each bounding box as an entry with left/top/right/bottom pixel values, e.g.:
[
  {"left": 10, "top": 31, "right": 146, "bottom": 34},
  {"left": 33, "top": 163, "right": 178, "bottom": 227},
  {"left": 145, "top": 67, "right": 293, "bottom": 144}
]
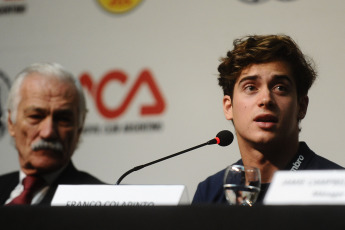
[{"left": 116, "top": 130, "right": 233, "bottom": 185}]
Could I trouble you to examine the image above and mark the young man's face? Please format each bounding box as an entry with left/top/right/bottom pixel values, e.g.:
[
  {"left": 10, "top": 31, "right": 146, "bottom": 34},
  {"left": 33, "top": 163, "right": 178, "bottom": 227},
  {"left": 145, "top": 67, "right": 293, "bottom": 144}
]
[{"left": 223, "top": 61, "right": 308, "bottom": 148}]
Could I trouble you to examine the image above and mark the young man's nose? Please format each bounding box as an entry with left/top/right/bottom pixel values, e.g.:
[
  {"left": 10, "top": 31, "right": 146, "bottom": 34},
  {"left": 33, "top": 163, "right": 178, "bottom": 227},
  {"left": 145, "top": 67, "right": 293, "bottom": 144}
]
[{"left": 258, "top": 88, "right": 275, "bottom": 108}]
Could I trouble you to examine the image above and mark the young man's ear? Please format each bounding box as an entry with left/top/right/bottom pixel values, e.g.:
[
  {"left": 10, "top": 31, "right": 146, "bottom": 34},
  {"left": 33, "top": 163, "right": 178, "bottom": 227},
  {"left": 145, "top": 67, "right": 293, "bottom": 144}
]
[
  {"left": 298, "top": 95, "right": 309, "bottom": 120},
  {"left": 223, "top": 95, "right": 233, "bottom": 120}
]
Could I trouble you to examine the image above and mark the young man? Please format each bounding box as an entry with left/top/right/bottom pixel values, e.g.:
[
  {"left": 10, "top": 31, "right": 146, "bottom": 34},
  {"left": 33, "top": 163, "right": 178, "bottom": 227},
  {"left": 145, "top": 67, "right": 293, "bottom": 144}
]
[
  {"left": 0, "top": 62, "right": 104, "bottom": 205},
  {"left": 192, "top": 34, "right": 343, "bottom": 204}
]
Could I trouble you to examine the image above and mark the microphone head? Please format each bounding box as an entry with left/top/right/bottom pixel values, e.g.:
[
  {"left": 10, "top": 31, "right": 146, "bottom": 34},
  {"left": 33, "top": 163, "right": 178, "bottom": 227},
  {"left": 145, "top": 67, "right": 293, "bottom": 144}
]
[{"left": 216, "top": 130, "right": 234, "bottom": 146}]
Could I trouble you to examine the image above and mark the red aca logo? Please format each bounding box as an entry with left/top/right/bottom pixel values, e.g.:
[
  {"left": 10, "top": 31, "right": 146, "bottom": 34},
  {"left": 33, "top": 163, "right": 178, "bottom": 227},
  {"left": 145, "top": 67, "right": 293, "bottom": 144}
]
[{"left": 79, "top": 69, "right": 166, "bottom": 119}]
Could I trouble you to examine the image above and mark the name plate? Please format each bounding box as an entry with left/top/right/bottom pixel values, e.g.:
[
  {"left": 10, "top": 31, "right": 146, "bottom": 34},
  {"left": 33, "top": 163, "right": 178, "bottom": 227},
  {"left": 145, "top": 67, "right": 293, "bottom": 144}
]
[
  {"left": 51, "top": 185, "right": 189, "bottom": 206},
  {"left": 264, "top": 170, "right": 345, "bottom": 205}
]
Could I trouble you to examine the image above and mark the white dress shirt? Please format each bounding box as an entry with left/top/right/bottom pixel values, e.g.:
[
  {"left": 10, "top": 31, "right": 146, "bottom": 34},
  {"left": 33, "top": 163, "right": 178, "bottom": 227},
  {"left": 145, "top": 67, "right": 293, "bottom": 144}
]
[{"left": 5, "top": 166, "right": 66, "bottom": 205}]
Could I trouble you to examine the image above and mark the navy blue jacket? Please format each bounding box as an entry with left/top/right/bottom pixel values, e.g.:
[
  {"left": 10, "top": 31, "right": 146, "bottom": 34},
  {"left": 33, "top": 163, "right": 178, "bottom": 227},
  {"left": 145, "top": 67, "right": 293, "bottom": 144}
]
[{"left": 192, "top": 142, "right": 344, "bottom": 204}]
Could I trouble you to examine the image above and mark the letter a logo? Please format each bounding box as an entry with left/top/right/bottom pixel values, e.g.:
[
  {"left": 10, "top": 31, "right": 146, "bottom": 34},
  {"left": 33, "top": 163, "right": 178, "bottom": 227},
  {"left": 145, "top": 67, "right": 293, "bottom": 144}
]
[{"left": 79, "top": 69, "right": 166, "bottom": 119}]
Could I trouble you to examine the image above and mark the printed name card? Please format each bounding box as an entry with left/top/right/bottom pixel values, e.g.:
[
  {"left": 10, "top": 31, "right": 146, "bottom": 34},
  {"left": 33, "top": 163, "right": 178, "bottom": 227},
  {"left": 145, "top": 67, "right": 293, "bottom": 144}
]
[
  {"left": 51, "top": 185, "right": 189, "bottom": 206},
  {"left": 264, "top": 170, "right": 345, "bottom": 205}
]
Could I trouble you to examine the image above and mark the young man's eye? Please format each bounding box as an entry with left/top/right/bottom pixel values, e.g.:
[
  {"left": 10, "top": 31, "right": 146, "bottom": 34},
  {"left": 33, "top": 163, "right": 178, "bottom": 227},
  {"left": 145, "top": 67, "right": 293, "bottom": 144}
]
[
  {"left": 276, "top": 85, "right": 286, "bottom": 90},
  {"left": 274, "top": 85, "right": 288, "bottom": 92},
  {"left": 244, "top": 85, "right": 257, "bottom": 92}
]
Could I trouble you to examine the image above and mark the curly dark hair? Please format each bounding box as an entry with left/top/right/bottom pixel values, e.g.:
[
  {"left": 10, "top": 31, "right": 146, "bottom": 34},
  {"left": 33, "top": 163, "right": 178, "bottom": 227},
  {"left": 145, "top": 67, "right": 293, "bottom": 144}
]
[{"left": 218, "top": 34, "right": 317, "bottom": 99}]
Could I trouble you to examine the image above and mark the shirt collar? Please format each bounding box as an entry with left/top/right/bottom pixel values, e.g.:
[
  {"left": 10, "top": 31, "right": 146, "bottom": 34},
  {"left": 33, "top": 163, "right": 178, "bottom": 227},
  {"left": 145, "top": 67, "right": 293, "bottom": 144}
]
[{"left": 19, "top": 163, "right": 68, "bottom": 185}]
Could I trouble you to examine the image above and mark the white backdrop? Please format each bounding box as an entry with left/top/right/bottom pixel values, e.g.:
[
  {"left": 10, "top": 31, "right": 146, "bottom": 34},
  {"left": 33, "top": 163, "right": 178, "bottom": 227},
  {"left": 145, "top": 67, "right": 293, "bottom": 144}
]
[{"left": 0, "top": 0, "right": 344, "bottom": 200}]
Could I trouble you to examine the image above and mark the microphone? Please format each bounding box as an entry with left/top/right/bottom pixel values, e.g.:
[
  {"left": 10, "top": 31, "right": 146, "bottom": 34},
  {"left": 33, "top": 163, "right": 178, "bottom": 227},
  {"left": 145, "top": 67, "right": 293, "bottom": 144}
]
[{"left": 116, "top": 130, "right": 234, "bottom": 185}]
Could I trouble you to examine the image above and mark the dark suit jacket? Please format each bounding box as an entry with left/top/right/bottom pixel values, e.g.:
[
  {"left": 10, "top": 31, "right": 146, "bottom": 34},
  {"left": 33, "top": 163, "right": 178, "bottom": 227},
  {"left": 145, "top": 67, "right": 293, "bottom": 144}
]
[{"left": 0, "top": 161, "right": 104, "bottom": 205}]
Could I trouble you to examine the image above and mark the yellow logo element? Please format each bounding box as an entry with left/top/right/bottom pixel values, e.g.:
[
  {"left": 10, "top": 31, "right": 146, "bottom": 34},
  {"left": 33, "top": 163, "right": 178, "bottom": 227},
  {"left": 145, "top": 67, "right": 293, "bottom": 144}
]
[{"left": 98, "top": 0, "right": 142, "bottom": 14}]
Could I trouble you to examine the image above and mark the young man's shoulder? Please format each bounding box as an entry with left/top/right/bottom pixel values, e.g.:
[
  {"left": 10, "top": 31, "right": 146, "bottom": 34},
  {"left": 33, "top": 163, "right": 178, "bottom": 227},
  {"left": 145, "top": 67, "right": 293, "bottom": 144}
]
[
  {"left": 300, "top": 142, "right": 344, "bottom": 170},
  {"left": 192, "top": 168, "right": 226, "bottom": 204},
  {"left": 192, "top": 159, "right": 243, "bottom": 204},
  {"left": 308, "top": 154, "right": 344, "bottom": 169}
]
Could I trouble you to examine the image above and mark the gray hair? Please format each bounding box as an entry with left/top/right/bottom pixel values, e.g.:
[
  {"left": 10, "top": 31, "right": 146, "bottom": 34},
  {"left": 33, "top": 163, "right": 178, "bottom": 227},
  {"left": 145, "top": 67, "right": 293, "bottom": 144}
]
[{"left": 6, "top": 62, "right": 87, "bottom": 129}]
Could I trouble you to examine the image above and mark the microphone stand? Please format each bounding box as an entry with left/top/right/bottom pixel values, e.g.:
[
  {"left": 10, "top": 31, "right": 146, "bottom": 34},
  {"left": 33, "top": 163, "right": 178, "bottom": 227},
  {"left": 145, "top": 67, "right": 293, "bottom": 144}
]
[{"left": 116, "top": 140, "right": 215, "bottom": 185}]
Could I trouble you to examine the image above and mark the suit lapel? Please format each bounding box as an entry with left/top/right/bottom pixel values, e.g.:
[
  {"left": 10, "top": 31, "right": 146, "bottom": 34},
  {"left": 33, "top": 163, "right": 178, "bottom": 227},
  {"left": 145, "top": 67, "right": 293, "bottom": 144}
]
[
  {"left": 0, "top": 172, "right": 19, "bottom": 205},
  {"left": 39, "top": 162, "right": 79, "bottom": 205}
]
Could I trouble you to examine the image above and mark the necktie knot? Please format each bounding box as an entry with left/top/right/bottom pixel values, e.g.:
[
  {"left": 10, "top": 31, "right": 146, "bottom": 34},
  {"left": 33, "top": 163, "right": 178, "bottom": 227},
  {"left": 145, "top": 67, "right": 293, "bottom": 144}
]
[{"left": 22, "top": 175, "right": 45, "bottom": 192}]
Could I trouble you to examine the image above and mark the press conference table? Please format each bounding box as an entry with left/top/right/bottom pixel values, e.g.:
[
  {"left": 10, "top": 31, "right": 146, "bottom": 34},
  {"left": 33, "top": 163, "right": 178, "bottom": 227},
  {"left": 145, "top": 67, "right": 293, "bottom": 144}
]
[{"left": 2, "top": 205, "right": 344, "bottom": 229}]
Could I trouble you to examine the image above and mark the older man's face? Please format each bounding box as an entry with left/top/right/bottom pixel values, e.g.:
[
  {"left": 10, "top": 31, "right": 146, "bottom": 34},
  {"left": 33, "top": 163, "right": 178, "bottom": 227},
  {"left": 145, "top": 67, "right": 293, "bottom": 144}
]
[{"left": 8, "top": 73, "right": 81, "bottom": 175}]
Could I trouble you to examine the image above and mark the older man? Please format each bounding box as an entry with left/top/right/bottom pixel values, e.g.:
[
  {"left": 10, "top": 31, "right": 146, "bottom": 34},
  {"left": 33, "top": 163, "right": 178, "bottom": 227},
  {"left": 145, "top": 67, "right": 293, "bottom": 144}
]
[{"left": 0, "top": 62, "right": 104, "bottom": 205}]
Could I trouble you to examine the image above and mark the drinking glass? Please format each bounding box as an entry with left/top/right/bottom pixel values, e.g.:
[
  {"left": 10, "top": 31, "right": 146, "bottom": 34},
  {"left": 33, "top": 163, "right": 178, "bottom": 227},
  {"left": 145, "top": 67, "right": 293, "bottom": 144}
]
[{"left": 223, "top": 165, "right": 261, "bottom": 206}]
